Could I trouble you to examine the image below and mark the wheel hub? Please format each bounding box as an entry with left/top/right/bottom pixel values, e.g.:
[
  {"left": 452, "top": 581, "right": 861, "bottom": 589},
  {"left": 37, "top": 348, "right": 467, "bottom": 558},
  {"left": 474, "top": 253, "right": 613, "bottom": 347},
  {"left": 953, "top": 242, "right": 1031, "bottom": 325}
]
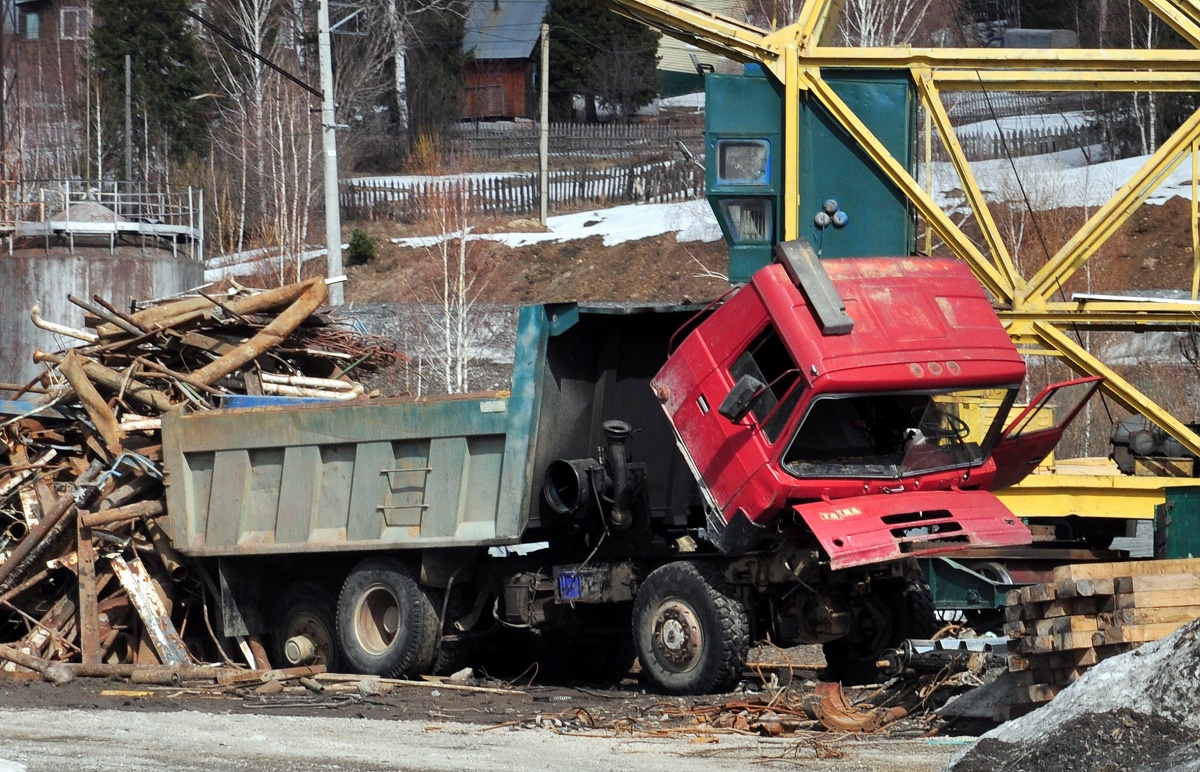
[
  {"left": 355, "top": 584, "right": 401, "bottom": 655},
  {"left": 653, "top": 600, "right": 702, "bottom": 667},
  {"left": 285, "top": 611, "right": 334, "bottom": 666}
]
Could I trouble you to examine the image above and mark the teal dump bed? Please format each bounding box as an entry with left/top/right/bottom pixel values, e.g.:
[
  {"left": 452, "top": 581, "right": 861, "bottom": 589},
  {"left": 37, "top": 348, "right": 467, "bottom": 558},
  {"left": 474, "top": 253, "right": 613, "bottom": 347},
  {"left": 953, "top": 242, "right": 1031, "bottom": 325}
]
[
  {"left": 161, "top": 305, "right": 551, "bottom": 557},
  {"left": 161, "top": 302, "right": 701, "bottom": 558}
]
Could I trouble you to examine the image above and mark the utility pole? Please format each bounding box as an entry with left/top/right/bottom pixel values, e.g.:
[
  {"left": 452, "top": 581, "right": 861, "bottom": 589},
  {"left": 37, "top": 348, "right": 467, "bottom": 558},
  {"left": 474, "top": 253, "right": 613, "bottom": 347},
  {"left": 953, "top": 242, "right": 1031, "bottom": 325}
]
[
  {"left": 539, "top": 23, "right": 549, "bottom": 226},
  {"left": 318, "top": 0, "right": 344, "bottom": 305},
  {"left": 124, "top": 55, "right": 132, "bottom": 182}
]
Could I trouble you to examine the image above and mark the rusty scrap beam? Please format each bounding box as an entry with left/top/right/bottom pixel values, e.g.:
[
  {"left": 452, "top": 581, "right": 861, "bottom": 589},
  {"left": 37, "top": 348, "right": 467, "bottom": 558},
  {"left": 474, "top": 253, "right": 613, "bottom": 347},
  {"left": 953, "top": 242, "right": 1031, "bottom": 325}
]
[
  {"left": 191, "top": 278, "right": 328, "bottom": 385},
  {"left": 59, "top": 351, "right": 124, "bottom": 456},
  {"left": 33, "top": 351, "right": 175, "bottom": 413},
  {"left": 80, "top": 499, "right": 164, "bottom": 529}
]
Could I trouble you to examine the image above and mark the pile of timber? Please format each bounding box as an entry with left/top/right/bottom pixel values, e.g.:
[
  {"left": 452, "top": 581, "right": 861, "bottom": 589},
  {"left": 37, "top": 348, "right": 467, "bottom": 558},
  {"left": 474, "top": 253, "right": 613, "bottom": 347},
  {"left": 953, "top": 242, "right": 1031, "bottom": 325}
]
[
  {"left": 1000, "top": 557, "right": 1200, "bottom": 719},
  {"left": 0, "top": 278, "right": 401, "bottom": 681}
]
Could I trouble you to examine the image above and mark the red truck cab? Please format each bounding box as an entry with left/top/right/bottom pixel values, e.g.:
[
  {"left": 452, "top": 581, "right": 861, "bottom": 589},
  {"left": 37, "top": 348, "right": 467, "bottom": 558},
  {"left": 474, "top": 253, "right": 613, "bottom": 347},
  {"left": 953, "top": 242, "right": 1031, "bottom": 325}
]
[{"left": 653, "top": 256, "right": 1068, "bottom": 567}]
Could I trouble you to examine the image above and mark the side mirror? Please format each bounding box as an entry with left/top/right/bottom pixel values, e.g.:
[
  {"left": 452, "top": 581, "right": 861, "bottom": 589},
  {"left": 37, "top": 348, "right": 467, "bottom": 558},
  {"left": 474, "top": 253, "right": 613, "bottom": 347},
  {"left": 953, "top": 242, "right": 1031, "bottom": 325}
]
[{"left": 719, "top": 374, "right": 765, "bottom": 422}]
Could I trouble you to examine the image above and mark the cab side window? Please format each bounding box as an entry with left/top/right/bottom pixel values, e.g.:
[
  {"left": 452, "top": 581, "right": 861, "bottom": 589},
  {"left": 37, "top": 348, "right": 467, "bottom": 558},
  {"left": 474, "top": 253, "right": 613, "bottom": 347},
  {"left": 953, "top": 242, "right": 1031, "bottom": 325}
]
[{"left": 729, "top": 326, "right": 803, "bottom": 442}]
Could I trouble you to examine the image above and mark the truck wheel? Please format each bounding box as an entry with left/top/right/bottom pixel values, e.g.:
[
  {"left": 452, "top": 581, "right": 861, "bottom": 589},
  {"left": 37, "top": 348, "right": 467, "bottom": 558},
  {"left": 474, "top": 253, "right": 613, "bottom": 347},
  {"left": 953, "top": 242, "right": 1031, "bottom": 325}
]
[
  {"left": 633, "top": 561, "right": 749, "bottom": 695},
  {"left": 823, "top": 580, "right": 935, "bottom": 685},
  {"left": 337, "top": 557, "right": 439, "bottom": 677},
  {"left": 273, "top": 582, "right": 341, "bottom": 672}
]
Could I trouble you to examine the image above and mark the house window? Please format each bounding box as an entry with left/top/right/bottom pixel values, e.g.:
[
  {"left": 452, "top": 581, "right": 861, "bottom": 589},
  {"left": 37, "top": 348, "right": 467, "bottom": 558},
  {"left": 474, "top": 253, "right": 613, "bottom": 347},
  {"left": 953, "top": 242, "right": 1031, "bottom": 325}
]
[
  {"left": 21, "top": 11, "right": 39, "bottom": 41},
  {"left": 61, "top": 8, "right": 91, "bottom": 40}
]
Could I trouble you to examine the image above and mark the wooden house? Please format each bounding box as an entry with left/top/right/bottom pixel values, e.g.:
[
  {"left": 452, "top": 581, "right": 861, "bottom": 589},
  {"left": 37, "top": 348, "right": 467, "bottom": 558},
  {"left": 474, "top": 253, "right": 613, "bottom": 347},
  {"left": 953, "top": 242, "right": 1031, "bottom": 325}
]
[{"left": 462, "top": 0, "right": 548, "bottom": 120}]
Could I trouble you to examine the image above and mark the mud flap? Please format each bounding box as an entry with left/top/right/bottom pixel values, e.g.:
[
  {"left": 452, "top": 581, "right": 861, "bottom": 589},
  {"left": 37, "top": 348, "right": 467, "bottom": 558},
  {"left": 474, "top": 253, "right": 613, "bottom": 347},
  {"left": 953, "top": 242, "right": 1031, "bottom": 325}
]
[{"left": 793, "top": 490, "right": 1031, "bottom": 571}]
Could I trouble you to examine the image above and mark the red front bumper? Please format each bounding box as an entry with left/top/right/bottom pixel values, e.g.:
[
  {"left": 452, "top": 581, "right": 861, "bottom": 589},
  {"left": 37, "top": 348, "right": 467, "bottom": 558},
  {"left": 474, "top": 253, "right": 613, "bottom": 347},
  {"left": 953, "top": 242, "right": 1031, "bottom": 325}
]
[{"left": 792, "top": 490, "right": 1032, "bottom": 571}]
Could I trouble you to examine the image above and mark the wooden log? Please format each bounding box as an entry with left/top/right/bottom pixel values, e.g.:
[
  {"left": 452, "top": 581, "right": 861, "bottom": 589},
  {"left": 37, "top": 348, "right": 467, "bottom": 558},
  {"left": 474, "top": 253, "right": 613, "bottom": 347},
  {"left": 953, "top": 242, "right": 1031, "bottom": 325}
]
[
  {"left": 1114, "top": 574, "right": 1200, "bottom": 593},
  {"left": 1018, "top": 630, "right": 1099, "bottom": 654},
  {"left": 1113, "top": 605, "right": 1200, "bottom": 626},
  {"left": 1019, "top": 584, "right": 1057, "bottom": 604},
  {"left": 1055, "top": 578, "right": 1115, "bottom": 598},
  {"left": 1039, "top": 596, "right": 1102, "bottom": 620},
  {"left": 1098, "top": 621, "right": 1191, "bottom": 645},
  {"left": 1021, "top": 615, "right": 1101, "bottom": 637},
  {"left": 1114, "top": 589, "right": 1200, "bottom": 609},
  {"left": 1013, "top": 682, "right": 1063, "bottom": 704},
  {"left": 1053, "top": 558, "right": 1200, "bottom": 583}
]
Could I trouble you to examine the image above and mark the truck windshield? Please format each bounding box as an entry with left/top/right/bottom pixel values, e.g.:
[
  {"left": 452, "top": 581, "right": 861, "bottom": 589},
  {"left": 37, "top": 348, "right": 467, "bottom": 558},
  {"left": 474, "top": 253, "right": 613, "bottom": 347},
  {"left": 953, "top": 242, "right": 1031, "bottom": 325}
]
[{"left": 781, "top": 387, "right": 1019, "bottom": 479}]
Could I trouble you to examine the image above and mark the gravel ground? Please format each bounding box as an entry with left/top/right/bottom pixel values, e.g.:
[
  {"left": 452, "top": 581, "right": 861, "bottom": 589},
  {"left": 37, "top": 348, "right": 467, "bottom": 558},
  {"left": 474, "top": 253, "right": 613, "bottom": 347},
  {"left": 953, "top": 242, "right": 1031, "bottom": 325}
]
[{"left": 0, "top": 704, "right": 966, "bottom": 772}]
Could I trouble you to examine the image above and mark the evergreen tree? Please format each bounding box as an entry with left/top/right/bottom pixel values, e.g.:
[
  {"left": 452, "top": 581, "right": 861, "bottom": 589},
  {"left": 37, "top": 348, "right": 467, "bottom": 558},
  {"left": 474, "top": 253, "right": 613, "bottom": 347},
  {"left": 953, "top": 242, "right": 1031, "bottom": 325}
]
[
  {"left": 407, "top": 3, "right": 472, "bottom": 141},
  {"left": 544, "top": 0, "right": 660, "bottom": 121},
  {"left": 90, "top": 0, "right": 211, "bottom": 172}
]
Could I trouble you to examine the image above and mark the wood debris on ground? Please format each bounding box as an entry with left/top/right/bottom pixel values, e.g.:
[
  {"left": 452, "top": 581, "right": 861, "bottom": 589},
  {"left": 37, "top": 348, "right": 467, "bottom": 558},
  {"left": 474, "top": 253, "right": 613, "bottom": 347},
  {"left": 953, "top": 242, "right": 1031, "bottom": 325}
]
[
  {"left": 999, "top": 556, "right": 1200, "bottom": 720},
  {"left": 0, "top": 278, "right": 402, "bottom": 684}
]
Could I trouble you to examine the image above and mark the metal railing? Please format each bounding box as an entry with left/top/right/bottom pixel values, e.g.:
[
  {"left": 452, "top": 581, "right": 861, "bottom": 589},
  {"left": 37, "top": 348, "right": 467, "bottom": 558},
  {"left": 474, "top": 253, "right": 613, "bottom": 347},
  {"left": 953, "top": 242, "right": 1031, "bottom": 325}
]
[{"left": 0, "top": 179, "right": 205, "bottom": 260}]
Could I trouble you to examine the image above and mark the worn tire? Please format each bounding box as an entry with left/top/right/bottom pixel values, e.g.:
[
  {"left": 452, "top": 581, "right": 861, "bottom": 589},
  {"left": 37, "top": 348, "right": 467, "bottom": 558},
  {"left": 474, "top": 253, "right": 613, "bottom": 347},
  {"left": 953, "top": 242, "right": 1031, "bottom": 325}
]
[
  {"left": 823, "top": 580, "right": 935, "bottom": 685},
  {"left": 273, "top": 581, "right": 342, "bottom": 672},
  {"left": 633, "top": 561, "right": 749, "bottom": 695},
  {"left": 337, "top": 557, "right": 440, "bottom": 677}
]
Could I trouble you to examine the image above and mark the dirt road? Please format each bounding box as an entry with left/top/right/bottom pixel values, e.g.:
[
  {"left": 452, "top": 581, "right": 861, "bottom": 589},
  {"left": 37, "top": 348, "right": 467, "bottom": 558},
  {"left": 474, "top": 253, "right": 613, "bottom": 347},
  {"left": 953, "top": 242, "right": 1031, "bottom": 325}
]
[{"left": 0, "top": 703, "right": 965, "bottom": 771}]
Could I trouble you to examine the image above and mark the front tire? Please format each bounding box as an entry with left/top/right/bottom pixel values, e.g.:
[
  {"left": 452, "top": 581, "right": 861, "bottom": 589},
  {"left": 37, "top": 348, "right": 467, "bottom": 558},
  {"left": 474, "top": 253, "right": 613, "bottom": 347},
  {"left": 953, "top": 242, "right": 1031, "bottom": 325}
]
[
  {"left": 633, "top": 561, "right": 749, "bottom": 695},
  {"left": 337, "top": 557, "right": 440, "bottom": 677}
]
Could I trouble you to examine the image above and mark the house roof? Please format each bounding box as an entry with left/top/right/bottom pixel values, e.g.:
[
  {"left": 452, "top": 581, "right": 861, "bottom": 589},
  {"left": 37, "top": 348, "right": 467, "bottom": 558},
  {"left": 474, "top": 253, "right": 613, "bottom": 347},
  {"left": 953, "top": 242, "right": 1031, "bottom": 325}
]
[{"left": 463, "top": 0, "right": 548, "bottom": 61}]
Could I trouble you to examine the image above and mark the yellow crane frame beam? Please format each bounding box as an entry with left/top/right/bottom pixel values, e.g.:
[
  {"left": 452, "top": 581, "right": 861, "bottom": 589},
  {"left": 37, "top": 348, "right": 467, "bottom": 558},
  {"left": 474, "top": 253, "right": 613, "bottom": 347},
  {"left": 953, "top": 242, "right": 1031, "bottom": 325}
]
[{"left": 597, "top": 0, "right": 1200, "bottom": 456}]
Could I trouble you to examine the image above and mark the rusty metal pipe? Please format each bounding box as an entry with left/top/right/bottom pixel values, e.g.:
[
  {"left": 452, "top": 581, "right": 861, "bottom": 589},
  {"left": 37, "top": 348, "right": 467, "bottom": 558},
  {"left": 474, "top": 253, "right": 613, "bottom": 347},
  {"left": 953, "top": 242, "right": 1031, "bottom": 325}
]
[
  {"left": 29, "top": 304, "right": 97, "bottom": 343},
  {"left": 191, "top": 277, "right": 328, "bottom": 385},
  {"left": 81, "top": 499, "right": 164, "bottom": 529},
  {"left": 4, "top": 520, "right": 28, "bottom": 543},
  {"left": 0, "top": 461, "right": 103, "bottom": 593},
  {"left": 0, "top": 492, "right": 76, "bottom": 591},
  {"left": 143, "top": 519, "right": 187, "bottom": 581},
  {"left": 33, "top": 351, "right": 175, "bottom": 413},
  {"left": 62, "top": 662, "right": 235, "bottom": 682},
  {"left": 0, "top": 643, "right": 56, "bottom": 678}
]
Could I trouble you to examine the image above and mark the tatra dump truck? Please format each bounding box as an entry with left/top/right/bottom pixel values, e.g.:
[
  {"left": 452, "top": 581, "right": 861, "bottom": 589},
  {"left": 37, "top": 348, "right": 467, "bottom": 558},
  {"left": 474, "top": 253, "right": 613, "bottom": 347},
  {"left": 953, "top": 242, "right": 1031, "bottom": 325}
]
[{"left": 161, "top": 250, "right": 1093, "bottom": 693}]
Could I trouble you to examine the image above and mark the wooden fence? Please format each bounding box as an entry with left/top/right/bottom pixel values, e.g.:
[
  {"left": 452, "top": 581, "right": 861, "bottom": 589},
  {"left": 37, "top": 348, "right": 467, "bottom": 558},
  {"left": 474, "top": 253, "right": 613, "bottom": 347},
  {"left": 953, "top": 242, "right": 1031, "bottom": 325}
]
[
  {"left": 341, "top": 160, "right": 704, "bottom": 222},
  {"left": 445, "top": 122, "right": 704, "bottom": 162},
  {"left": 943, "top": 91, "right": 1087, "bottom": 126},
  {"left": 938, "top": 123, "right": 1105, "bottom": 161}
]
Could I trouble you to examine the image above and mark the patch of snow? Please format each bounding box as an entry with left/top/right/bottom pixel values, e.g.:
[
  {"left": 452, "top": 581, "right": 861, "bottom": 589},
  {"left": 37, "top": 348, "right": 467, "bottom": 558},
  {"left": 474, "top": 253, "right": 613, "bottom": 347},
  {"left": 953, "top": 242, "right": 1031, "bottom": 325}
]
[
  {"left": 924, "top": 147, "right": 1195, "bottom": 213},
  {"left": 204, "top": 246, "right": 329, "bottom": 282},
  {"left": 393, "top": 200, "right": 722, "bottom": 249}
]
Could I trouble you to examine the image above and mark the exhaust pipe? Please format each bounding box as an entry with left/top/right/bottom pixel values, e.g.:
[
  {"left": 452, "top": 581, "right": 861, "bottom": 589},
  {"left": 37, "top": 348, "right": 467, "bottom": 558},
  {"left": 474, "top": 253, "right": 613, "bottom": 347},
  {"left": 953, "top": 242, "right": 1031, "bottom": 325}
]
[{"left": 603, "top": 420, "right": 633, "bottom": 531}]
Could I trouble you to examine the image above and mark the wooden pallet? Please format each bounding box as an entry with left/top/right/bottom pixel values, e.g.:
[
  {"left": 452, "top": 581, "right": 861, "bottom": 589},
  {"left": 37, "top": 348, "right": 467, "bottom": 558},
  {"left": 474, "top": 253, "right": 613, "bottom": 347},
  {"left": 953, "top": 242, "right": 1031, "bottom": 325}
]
[{"left": 997, "top": 558, "right": 1200, "bottom": 718}]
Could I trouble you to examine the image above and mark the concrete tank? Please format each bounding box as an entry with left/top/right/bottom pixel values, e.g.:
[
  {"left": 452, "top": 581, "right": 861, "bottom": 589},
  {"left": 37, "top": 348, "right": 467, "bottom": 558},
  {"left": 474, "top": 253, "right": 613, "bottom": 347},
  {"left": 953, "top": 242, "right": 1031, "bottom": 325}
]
[{"left": 0, "top": 246, "right": 204, "bottom": 385}]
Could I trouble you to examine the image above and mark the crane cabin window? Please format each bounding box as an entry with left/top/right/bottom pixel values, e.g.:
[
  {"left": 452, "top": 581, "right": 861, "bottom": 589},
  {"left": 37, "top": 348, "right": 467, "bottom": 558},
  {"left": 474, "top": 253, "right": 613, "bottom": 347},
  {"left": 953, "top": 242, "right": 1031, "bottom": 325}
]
[{"left": 717, "top": 139, "right": 770, "bottom": 185}]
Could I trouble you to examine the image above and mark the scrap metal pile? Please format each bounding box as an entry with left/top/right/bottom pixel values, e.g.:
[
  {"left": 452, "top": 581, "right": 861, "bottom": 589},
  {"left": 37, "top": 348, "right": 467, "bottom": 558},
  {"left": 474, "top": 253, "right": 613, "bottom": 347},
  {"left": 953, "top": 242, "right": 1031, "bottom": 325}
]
[{"left": 0, "top": 278, "right": 402, "bottom": 682}]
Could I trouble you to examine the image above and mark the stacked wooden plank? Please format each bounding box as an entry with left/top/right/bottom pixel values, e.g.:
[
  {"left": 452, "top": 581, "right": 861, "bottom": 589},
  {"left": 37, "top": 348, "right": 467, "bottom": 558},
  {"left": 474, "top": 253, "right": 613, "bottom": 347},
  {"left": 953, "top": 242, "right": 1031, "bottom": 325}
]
[{"left": 999, "top": 557, "right": 1200, "bottom": 719}]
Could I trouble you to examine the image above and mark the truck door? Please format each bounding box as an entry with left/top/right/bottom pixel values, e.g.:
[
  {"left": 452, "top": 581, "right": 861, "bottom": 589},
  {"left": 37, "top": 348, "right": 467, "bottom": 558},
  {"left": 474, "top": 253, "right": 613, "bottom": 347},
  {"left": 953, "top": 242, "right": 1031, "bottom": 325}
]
[{"left": 990, "top": 376, "right": 1102, "bottom": 489}]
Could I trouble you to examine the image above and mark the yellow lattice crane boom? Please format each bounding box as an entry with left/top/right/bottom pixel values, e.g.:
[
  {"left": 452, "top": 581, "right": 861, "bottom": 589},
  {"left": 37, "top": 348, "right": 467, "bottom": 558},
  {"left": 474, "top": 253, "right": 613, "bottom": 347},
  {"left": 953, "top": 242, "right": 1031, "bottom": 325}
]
[{"left": 598, "top": 0, "right": 1200, "bottom": 461}]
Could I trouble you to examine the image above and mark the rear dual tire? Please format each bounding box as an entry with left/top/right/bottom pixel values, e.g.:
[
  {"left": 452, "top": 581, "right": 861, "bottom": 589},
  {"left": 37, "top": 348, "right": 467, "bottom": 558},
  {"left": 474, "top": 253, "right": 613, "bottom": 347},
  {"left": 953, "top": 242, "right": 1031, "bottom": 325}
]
[{"left": 337, "top": 557, "right": 440, "bottom": 677}]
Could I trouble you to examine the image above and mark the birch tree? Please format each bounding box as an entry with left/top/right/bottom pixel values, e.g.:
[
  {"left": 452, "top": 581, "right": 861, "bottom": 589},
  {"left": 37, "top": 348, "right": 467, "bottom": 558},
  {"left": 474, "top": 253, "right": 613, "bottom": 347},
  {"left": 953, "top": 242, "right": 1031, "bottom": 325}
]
[
  {"left": 835, "top": 0, "right": 934, "bottom": 46},
  {"left": 376, "top": 0, "right": 467, "bottom": 140}
]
